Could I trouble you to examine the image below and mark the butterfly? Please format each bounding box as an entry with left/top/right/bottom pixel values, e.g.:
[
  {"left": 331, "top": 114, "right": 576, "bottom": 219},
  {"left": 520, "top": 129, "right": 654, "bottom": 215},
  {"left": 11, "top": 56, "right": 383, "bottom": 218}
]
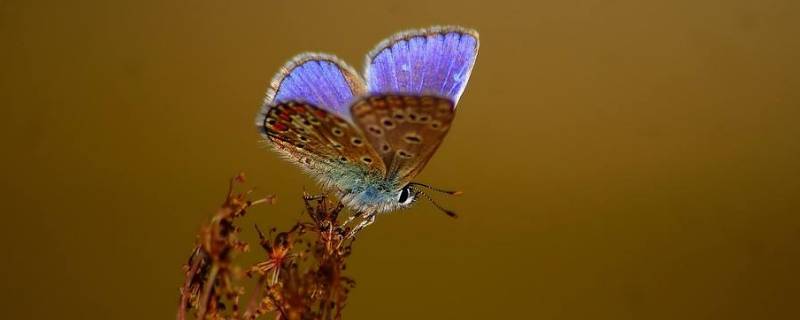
[{"left": 256, "top": 26, "right": 479, "bottom": 232}]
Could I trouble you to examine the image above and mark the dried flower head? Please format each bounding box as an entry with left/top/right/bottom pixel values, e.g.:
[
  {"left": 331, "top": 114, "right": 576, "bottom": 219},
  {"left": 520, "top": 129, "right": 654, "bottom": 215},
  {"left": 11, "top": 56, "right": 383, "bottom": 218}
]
[{"left": 178, "top": 175, "right": 355, "bottom": 320}]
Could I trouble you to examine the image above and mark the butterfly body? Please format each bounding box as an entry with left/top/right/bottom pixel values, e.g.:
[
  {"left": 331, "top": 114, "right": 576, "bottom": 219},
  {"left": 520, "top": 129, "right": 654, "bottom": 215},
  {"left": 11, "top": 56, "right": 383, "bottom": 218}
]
[
  {"left": 308, "top": 149, "right": 399, "bottom": 213},
  {"left": 257, "top": 26, "right": 478, "bottom": 218},
  {"left": 338, "top": 174, "right": 403, "bottom": 213}
]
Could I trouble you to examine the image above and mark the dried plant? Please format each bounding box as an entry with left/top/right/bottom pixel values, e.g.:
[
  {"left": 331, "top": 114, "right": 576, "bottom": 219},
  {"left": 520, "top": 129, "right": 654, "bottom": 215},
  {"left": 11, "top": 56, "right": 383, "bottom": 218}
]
[{"left": 178, "top": 173, "right": 356, "bottom": 320}]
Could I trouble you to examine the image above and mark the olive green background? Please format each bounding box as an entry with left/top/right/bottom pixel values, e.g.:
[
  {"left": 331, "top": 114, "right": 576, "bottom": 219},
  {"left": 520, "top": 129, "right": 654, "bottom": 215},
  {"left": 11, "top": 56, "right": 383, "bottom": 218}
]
[{"left": 2, "top": 0, "right": 799, "bottom": 319}]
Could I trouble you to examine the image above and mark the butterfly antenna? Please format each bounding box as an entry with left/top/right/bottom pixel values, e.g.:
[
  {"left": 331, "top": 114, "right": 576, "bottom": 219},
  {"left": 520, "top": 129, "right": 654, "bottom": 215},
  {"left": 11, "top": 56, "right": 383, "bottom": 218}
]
[
  {"left": 409, "top": 182, "right": 463, "bottom": 196},
  {"left": 415, "top": 189, "right": 458, "bottom": 218}
]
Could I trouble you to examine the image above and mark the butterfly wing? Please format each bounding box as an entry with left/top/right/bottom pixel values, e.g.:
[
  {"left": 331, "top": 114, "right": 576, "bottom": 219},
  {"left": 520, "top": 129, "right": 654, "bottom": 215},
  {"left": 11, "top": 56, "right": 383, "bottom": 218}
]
[
  {"left": 260, "top": 100, "right": 386, "bottom": 189},
  {"left": 258, "top": 53, "right": 366, "bottom": 123},
  {"left": 365, "top": 26, "right": 479, "bottom": 105},
  {"left": 351, "top": 94, "right": 455, "bottom": 184}
]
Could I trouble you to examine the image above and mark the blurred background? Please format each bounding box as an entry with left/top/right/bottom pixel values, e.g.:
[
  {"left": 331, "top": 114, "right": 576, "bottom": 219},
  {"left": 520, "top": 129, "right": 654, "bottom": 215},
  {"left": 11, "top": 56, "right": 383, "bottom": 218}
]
[{"left": 2, "top": 0, "right": 799, "bottom": 319}]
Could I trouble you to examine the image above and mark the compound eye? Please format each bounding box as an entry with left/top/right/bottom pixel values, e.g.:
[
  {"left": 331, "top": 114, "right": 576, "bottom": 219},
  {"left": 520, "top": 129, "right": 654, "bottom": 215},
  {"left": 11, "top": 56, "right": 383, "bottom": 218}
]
[{"left": 398, "top": 186, "right": 413, "bottom": 205}]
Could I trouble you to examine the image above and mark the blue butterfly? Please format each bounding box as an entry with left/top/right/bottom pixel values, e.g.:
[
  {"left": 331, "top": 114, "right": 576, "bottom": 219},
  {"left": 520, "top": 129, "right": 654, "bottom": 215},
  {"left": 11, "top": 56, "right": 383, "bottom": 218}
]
[{"left": 256, "top": 26, "right": 479, "bottom": 232}]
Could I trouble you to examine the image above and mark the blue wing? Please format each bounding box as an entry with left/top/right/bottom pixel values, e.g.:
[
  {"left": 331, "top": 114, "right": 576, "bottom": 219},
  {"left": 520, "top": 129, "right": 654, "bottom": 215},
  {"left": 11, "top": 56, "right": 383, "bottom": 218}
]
[
  {"left": 259, "top": 53, "right": 365, "bottom": 123},
  {"left": 365, "top": 26, "right": 479, "bottom": 106}
]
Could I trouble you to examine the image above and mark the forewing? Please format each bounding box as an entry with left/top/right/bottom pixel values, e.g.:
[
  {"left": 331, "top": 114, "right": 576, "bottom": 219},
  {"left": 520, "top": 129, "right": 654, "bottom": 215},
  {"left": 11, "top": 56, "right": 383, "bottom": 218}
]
[
  {"left": 350, "top": 94, "right": 455, "bottom": 183},
  {"left": 259, "top": 53, "right": 366, "bottom": 121},
  {"left": 259, "top": 101, "right": 386, "bottom": 182},
  {"left": 365, "top": 26, "right": 479, "bottom": 105}
]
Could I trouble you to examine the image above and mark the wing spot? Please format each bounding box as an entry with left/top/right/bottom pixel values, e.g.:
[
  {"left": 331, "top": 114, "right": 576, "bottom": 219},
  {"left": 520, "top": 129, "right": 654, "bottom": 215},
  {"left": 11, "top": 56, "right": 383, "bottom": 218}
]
[
  {"left": 299, "top": 136, "right": 309, "bottom": 142},
  {"left": 367, "top": 125, "right": 383, "bottom": 136},
  {"left": 339, "top": 156, "right": 348, "bottom": 162},
  {"left": 353, "top": 101, "right": 370, "bottom": 114},
  {"left": 334, "top": 118, "right": 350, "bottom": 128},
  {"left": 397, "top": 150, "right": 414, "bottom": 159},
  {"left": 381, "top": 143, "right": 391, "bottom": 153},
  {"left": 361, "top": 156, "right": 373, "bottom": 164},
  {"left": 386, "top": 96, "right": 402, "bottom": 107},
  {"left": 351, "top": 137, "right": 364, "bottom": 146},
  {"left": 332, "top": 142, "right": 343, "bottom": 149},
  {"left": 332, "top": 128, "right": 344, "bottom": 136},
  {"left": 402, "top": 96, "right": 419, "bottom": 106},
  {"left": 381, "top": 118, "right": 396, "bottom": 129},
  {"left": 418, "top": 115, "right": 430, "bottom": 123},
  {"left": 430, "top": 121, "right": 442, "bottom": 129},
  {"left": 404, "top": 133, "right": 422, "bottom": 144},
  {"left": 367, "top": 97, "right": 387, "bottom": 108},
  {"left": 273, "top": 123, "right": 288, "bottom": 132}
]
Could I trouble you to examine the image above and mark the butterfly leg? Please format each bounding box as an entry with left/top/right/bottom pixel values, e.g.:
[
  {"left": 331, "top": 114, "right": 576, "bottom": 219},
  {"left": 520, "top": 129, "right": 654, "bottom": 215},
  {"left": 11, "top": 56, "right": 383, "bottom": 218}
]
[
  {"left": 346, "top": 213, "right": 376, "bottom": 239},
  {"left": 342, "top": 209, "right": 369, "bottom": 227},
  {"left": 302, "top": 193, "right": 327, "bottom": 201},
  {"left": 343, "top": 214, "right": 358, "bottom": 227}
]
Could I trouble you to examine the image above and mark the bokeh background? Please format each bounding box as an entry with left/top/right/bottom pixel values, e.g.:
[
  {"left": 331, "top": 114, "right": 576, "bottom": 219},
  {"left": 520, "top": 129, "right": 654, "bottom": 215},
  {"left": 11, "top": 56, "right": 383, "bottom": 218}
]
[{"left": 2, "top": 0, "right": 799, "bottom": 319}]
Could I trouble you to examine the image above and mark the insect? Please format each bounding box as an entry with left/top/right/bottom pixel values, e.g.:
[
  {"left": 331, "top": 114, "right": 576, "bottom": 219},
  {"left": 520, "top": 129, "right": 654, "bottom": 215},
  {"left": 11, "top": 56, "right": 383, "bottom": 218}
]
[{"left": 256, "top": 26, "right": 479, "bottom": 234}]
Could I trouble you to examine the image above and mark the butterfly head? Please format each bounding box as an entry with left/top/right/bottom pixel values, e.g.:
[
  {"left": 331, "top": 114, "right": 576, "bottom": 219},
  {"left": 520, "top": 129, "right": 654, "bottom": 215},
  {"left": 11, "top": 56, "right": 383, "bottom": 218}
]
[
  {"left": 337, "top": 181, "right": 419, "bottom": 214},
  {"left": 339, "top": 180, "right": 460, "bottom": 218},
  {"left": 397, "top": 184, "right": 418, "bottom": 206}
]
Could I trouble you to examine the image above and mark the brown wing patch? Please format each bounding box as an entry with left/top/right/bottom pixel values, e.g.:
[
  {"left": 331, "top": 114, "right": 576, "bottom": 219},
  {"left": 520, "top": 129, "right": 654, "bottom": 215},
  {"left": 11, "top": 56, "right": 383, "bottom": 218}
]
[
  {"left": 351, "top": 94, "right": 455, "bottom": 182},
  {"left": 261, "top": 101, "right": 386, "bottom": 175}
]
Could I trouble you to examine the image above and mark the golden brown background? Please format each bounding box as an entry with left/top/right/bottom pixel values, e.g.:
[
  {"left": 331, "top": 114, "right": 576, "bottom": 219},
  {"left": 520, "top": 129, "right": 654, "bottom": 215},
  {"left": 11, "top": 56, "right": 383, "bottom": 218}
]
[{"left": 2, "top": 0, "right": 799, "bottom": 318}]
